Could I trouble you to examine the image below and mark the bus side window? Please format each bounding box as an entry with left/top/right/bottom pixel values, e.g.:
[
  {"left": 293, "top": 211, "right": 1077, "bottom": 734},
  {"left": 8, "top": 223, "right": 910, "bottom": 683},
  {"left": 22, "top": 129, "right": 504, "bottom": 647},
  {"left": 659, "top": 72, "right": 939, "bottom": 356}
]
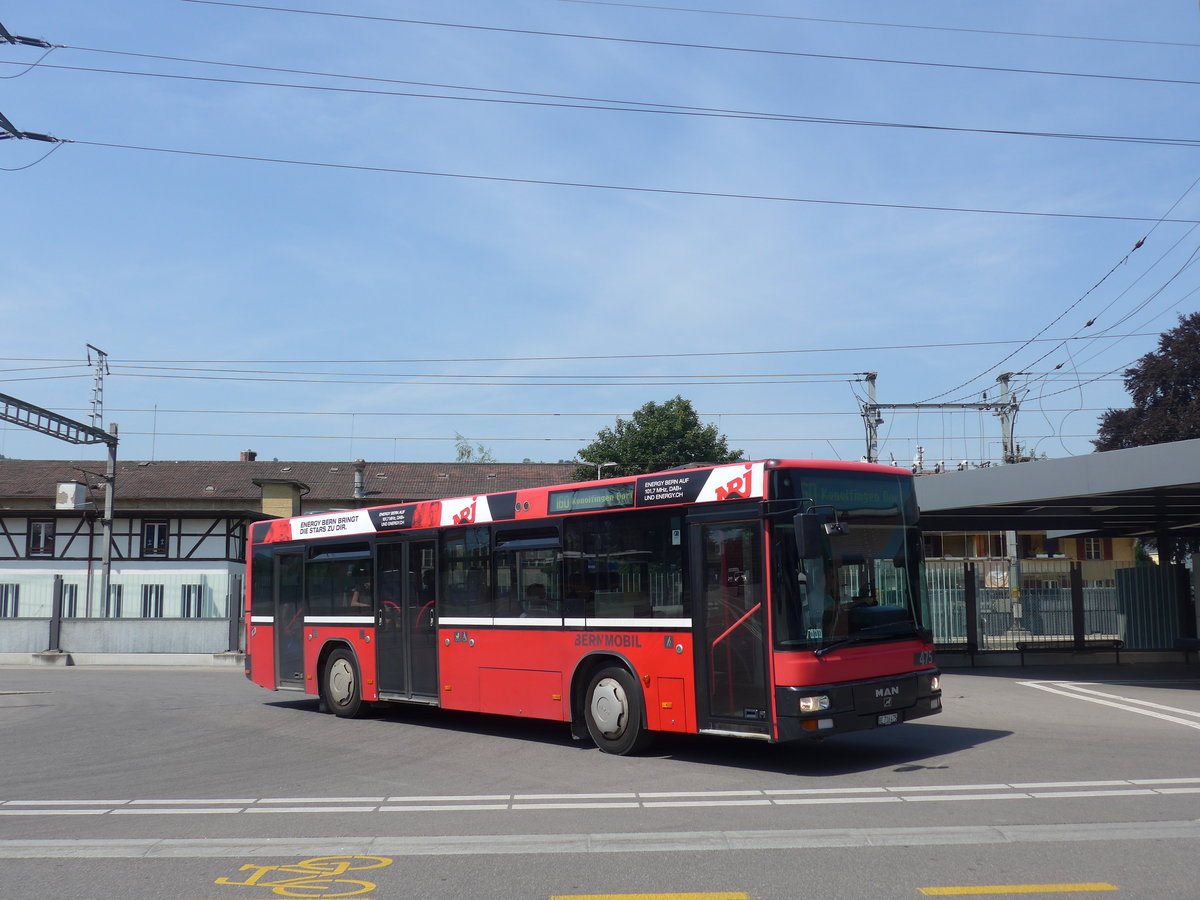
[
  {"left": 250, "top": 547, "right": 274, "bottom": 618},
  {"left": 442, "top": 527, "right": 492, "bottom": 617},
  {"left": 564, "top": 511, "right": 686, "bottom": 619},
  {"left": 563, "top": 562, "right": 592, "bottom": 618}
]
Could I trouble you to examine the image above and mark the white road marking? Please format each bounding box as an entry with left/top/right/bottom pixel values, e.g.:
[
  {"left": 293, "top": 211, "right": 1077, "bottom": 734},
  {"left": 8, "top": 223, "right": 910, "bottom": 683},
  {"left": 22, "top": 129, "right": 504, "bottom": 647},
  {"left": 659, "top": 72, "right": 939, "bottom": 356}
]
[
  {"left": 1062, "top": 682, "right": 1200, "bottom": 712},
  {"left": 2, "top": 776, "right": 1197, "bottom": 818},
  {"left": 2, "top": 820, "right": 1200, "bottom": 858},
  {"left": 1019, "top": 680, "right": 1200, "bottom": 729}
]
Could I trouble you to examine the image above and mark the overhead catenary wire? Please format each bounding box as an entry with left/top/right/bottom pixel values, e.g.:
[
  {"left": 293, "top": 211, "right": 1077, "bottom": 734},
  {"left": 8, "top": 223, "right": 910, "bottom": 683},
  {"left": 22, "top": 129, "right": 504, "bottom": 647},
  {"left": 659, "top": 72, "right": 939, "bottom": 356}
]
[
  {"left": 109, "top": 364, "right": 863, "bottom": 379},
  {"left": 0, "top": 333, "right": 1161, "bottom": 366},
  {"left": 6, "top": 56, "right": 1198, "bottom": 151},
  {"left": 46, "top": 405, "right": 1114, "bottom": 417},
  {"left": 42, "top": 141, "right": 1200, "bottom": 225},
  {"left": 180, "top": 1, "right": 1200, "bottom": 89},
  {"left": 4, "top": 12, "right": 1186, "bottom": 465},
  {"left": 997, "top": 176, "right": 1200, "bottom": 399},
  {"left": 920, "top": 235, "right": 1153, "bottom": 404},
  {"left": 548, "top": 0, "right": 1200, "bottom": 49},
  {"left": 924, "top": 172, "right": 1200, "bottom": 406},
  {"left": 108, "top": 373, "right": 859, "bottom": 387},
  {"left": 105, "top": 430, "right": 1105, "bottom": 443}
]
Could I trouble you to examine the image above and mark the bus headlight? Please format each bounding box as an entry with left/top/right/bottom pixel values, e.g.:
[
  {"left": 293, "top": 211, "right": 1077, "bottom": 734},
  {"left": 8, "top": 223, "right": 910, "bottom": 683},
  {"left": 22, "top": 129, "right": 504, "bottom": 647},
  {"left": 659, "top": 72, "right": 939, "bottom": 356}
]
[
  {"left": 798, "top": 695, "right": 830, "bottom": 713},
  {"left": 930, "top": 675, "right": 941, "bottom": 692}
]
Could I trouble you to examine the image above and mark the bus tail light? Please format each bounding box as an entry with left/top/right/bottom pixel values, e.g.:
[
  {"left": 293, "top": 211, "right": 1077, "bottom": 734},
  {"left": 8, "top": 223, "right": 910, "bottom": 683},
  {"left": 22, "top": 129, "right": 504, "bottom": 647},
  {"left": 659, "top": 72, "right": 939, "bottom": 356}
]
[{"left": 798, "top": 695, "right": 830, "bottom": 713}]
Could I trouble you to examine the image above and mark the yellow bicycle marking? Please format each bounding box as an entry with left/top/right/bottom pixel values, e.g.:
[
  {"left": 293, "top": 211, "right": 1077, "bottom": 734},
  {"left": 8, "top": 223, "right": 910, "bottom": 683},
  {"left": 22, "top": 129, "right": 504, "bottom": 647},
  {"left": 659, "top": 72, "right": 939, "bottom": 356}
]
[{"left": 214, "top": 855, "right": 393, "bottom": 898}]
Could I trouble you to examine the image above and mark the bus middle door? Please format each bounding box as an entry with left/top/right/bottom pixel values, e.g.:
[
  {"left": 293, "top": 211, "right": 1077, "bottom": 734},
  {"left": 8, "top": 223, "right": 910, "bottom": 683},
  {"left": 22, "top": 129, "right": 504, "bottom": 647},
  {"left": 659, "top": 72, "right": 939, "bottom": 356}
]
[{"left": 376, "top": 538, "right": 439, "bottom": 702}]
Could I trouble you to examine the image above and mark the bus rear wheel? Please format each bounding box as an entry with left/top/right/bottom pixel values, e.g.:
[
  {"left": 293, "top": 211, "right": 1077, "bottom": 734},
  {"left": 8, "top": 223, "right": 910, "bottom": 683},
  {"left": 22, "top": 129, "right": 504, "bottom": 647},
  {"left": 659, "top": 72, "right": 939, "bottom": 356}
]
[
  {"left": 584, "top": 666, "right": 652, "bottom": 755},
  {"left": 323, "top": 648, "right": 368, "bottom": 718}
]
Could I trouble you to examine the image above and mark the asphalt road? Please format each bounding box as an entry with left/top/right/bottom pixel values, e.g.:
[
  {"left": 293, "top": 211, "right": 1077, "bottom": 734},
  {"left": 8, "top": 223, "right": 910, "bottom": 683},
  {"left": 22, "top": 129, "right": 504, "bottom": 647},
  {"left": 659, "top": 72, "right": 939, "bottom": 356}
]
[{"left": 1, "top": 662, "right": 1198, "bottom": 899}]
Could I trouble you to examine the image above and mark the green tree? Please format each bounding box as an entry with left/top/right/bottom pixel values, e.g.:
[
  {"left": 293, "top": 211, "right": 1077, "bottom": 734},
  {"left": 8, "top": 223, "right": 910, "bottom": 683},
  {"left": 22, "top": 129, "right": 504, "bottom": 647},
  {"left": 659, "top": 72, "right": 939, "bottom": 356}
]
[
  {"left": 454, "top": 432, "right": 496, "bottom": 463},
  {"left": 1094, "top": 312, "right": 1200, "bottom": 452},
  {"left": 573, "top": 396, "right": 743, "bottom": 481}
]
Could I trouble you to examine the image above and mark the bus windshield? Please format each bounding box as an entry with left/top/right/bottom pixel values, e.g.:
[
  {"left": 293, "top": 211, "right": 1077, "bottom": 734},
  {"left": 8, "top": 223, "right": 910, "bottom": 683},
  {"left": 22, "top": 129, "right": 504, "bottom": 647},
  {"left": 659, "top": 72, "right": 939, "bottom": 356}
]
[{"left": 769, "top": 469, "right": 926, "bottom": 653}]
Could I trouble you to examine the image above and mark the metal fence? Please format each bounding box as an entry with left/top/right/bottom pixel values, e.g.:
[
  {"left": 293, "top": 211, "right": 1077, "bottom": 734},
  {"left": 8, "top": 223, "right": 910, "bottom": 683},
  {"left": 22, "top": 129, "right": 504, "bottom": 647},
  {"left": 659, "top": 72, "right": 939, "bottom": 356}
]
[
  {"left": 0, "top": 571, "right": 235, "bottom": 619},
  {"left": 925, "top": 559, "right": 1193, "bottom": 652}
]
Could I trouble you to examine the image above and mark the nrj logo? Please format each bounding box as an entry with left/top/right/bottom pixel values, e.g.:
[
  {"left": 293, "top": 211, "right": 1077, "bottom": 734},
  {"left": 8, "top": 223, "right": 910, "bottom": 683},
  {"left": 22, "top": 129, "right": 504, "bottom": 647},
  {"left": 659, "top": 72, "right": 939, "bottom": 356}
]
[
  {"left": 453, "top": 499, "right": 477, "bottom": 525},
  {"left": 716, "top": 463, "right": 754, "bottom": 501}
]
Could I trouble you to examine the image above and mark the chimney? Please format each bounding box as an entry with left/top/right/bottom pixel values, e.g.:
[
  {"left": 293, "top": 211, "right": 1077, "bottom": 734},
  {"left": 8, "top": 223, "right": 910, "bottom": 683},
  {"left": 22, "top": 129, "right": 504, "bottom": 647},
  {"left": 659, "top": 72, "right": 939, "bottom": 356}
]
[
  {"left": 353, "top": 459, "right": 366, "bottom": 504},
  {"left": 240, "top": 449, "right": 258, "bottom": 462}
]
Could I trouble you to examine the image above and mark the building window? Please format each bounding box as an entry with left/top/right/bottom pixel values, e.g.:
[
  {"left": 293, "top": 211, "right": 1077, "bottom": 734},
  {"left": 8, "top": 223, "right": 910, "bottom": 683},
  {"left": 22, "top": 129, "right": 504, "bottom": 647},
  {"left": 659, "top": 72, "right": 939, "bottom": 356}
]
[
  {"left": 142, "top": 520, "right": 169, "bottom": 557},
  {"left": 28, "top": 520, "right": 55, "bottom": 557},
  {"left": 0, "top": 584, "right": 18, "bottom": 618},
  {"left": 62, "top": 583, "right": 79, "bottom": 618},
  {"left": 1084, "top": 538, "right": 1105, "bottom": 560},
  {"left": 983, "top": 533, "right": 1006, "bottom": 558},
  {"left": 923, "top": 534, "right": 944, "bottom": 558},
  {"left": 141, "top": 584, "right": 165, "bottom": 618},
  {"left": 105, "top": 584, "right": 123, "bottom": 618},
  {"left": 181, "top": 584, "right": 204, "bottom": 618}
]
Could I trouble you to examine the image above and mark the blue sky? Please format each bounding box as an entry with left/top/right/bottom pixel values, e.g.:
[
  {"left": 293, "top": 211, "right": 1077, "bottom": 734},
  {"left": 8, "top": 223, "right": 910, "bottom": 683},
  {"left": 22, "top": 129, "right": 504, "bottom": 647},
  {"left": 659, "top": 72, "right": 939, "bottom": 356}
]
[{"left": 2, "top": 0, "right": 1197, "bottom": 468}]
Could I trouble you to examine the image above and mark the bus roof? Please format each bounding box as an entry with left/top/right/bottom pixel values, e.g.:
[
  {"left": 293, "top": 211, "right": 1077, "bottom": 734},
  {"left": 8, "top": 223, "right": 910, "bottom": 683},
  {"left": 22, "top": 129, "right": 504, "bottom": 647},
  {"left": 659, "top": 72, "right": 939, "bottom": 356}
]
[{"left": 250, "top": 459, "right": 912, "bottom": 545}]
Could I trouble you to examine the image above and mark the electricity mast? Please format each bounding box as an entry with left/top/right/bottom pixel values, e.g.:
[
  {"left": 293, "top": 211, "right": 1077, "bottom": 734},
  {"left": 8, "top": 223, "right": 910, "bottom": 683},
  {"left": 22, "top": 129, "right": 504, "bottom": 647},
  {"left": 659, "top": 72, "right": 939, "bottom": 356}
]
[{"left": 860, "top": 372, "right": 1020, "bottom": 466}]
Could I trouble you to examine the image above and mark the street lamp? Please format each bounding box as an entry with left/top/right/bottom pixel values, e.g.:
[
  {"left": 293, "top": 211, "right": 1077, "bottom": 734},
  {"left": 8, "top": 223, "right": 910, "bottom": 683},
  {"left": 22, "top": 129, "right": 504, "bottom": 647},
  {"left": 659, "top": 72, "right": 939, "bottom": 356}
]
[{"left": 597, "top": 461, "right": 618, "bottom": 480}]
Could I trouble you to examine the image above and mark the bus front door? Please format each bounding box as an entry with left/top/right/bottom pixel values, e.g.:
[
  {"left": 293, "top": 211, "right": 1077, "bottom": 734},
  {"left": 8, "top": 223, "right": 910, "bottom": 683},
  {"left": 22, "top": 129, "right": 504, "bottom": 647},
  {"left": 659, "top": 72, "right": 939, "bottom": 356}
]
[
  {"left": 690, "top": 520, "right": 770, "bottom": 737},
  {"left": 376, "top": 539, "right": 439, "bottom": 702}
]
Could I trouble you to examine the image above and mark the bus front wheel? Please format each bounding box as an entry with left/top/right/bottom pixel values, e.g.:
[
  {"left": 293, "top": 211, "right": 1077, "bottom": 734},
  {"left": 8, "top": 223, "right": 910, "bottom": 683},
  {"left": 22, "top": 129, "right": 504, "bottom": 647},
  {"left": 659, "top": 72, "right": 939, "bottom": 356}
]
[
  {"left": 584, "top": 666, "right": 652, "bottom": 755},
  {"left": 323, "top": 648, "right": 368, "bottom": 718}
]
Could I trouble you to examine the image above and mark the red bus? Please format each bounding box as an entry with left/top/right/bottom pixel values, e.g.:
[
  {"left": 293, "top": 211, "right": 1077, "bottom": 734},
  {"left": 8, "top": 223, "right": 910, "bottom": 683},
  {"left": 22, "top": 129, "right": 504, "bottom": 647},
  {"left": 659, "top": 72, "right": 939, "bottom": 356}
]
[{"left": 245, "top": 459, "right": 941, "bottom": 754}]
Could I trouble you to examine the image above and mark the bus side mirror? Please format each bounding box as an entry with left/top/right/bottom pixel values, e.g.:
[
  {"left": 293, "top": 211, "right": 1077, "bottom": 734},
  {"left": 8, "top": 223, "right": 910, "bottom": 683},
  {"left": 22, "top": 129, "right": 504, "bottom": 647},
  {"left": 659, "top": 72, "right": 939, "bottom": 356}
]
[{"left": 792, "top": 513, "right": 824, "bottom": 558}]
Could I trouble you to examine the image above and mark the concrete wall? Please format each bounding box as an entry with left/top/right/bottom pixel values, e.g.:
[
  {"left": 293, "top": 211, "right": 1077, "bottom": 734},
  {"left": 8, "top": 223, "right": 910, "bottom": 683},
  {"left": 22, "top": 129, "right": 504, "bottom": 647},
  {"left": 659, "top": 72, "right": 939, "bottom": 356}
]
[
  {"left": 0, "top": 619, "right": 51, "bottom": 653},
  {"left": 0, "top": 618, "right": 237, "bottom": 654}
]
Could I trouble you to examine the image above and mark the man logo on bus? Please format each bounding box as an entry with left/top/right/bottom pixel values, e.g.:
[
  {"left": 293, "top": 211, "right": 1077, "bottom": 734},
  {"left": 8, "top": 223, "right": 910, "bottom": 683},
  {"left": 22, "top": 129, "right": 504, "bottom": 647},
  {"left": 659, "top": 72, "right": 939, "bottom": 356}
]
[
  {"left": 453, "top": 500, "right": 477, "bottom": 525},
  {"left": 716, "top": 464, "right": 754, "bottom": 502}
]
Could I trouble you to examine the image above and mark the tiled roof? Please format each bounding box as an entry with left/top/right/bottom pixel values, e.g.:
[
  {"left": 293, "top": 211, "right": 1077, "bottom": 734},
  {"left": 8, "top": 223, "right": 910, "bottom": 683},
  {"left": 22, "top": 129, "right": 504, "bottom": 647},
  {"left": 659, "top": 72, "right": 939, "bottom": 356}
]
[{"left": 0, "top": 459, "right": 579, "bottom": 506}]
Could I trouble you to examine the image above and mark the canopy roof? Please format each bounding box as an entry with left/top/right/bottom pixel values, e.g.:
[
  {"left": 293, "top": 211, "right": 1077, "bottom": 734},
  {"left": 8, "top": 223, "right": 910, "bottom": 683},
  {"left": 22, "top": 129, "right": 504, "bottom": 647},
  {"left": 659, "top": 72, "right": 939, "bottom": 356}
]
[{"left": 914, "top": 439, "right": 1200, "bottom": 538}]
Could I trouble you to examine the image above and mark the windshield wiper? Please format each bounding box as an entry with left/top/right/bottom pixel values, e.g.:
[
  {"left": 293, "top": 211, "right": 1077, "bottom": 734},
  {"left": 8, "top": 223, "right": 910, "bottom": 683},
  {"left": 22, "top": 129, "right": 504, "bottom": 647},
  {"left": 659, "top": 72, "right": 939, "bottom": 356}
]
[{"left": 813, "top": 621, "right": 920, "bottom": 657}]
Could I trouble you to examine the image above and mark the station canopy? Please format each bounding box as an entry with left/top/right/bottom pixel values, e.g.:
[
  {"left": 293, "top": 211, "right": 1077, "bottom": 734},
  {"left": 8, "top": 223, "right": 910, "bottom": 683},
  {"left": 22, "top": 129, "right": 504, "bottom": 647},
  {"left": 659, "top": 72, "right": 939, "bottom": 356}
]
[{"left": 913, "top": 438, "right": 1200, "bottom": 538}]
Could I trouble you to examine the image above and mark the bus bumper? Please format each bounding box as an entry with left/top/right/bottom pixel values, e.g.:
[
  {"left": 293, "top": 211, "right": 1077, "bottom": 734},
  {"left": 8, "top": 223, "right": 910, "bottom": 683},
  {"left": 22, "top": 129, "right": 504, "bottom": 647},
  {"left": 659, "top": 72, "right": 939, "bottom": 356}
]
[{"left": 775, "top": 669, "right": 942, "bottom": 742}]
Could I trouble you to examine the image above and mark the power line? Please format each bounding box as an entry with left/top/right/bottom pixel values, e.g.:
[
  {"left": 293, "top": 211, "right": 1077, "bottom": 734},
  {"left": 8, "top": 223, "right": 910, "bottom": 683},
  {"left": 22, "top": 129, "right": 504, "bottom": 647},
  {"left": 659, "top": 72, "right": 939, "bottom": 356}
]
[
  {"left": 549, "top": 0, "right": 1200, "bottom": 49},
  {"left": 60, "top": 141, "right": 1200, "bottom": 225},
  {"left": 110, "top": 372, "right": 854, "bottom": 387},
  {"left": 1002, "top": 178, "right": 1200, "bottom": 398},
  {"left": 180, "top": 1, "right": 1200, "bottom": 88},
  {"left": 922, "top": 235, "right": 1151, "bottom": 403},
  {"left": 0, "top": 333, "right": 1161, "bottom": 366},
  {"left": 54, "top": 406, "right": 870, "bottom": 418},
  {"left": 109, "top": 364, "right": 861, "bottom": 379},
  {"left": 926, "top": 173, "right": 1200, "bottom": 405},
  {"left": 10, "top": 57, "right": 1198, "bottom": 150},
  {"left": 105, "top": 429, "right": 1103, "bottom": 443}
]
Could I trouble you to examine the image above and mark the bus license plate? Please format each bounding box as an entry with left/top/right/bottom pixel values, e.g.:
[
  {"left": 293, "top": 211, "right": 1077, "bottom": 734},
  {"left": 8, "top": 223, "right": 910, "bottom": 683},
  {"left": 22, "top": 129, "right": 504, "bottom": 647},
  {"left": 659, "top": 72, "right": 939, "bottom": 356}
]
[{"left": 878, "top": 712, "right": 900, "bottom": 726}]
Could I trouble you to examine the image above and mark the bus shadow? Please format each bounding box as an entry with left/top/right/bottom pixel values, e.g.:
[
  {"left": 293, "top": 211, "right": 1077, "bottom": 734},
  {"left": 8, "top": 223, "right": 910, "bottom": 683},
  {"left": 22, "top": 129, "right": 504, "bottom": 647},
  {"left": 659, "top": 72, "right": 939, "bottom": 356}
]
[
  {"left": 370, "top": 703, "right": 582, "bottom": 748},
  {"left": 371, "top": 702, "right": 1007, "bottom": 774},
  {"left": 643, "top": 723, "right": 1011, "bottom": 776},
  {"left": 262, "top": 699, "right": 1008, "bottom": 775},
  {"left": 264, "top": 698, "right": 323, "bottom": 712}
]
